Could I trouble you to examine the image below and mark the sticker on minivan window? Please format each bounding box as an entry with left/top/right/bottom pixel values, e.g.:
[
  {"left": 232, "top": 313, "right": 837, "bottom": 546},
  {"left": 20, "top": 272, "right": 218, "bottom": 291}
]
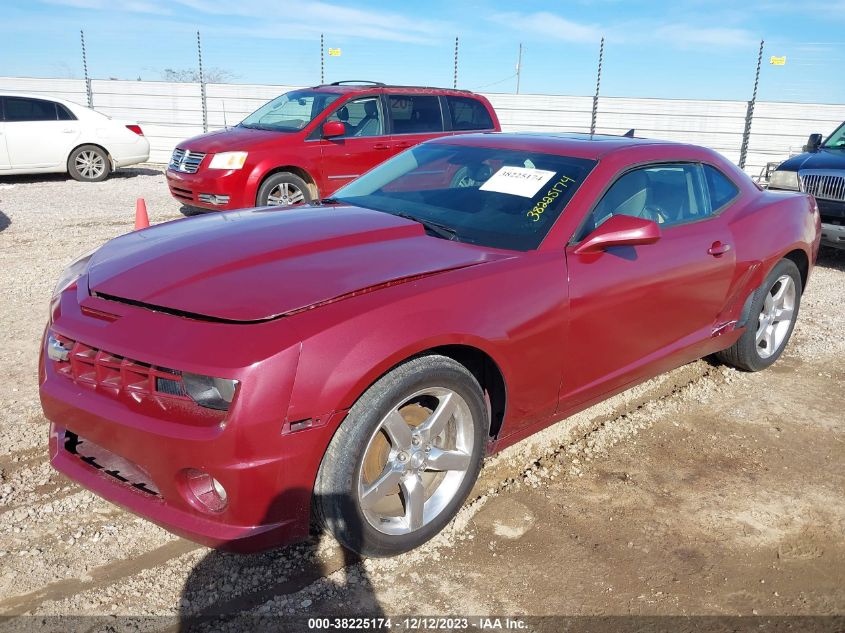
[{"left": 479, "top": 166, "right": 556, "bottom": 198}]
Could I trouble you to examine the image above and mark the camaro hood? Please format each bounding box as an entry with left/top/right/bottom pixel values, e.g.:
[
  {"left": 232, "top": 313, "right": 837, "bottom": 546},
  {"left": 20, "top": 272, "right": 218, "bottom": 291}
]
[
  {"left": 778, "top": 148, "right": 845, "bottom": 172},
  {"left": 87, "top": 206, "right": 509, "bottom": 322}
]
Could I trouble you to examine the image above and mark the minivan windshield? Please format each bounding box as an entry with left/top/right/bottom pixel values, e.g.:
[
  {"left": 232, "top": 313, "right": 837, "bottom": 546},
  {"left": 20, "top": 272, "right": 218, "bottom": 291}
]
[
  {"left": 332, "top": 143, "right": 597, "bottom": 251},
  {"left": 240, "top": 90, "right": 340, "bottom": 132},
  {"left": 823, "top": 122, "right": 845, "bottom": 149}
]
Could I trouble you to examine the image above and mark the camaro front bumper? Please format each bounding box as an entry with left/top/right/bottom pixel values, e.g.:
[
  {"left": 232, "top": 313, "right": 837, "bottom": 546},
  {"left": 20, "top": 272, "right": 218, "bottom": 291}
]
[{"left": 39, "top": 283, "right": 340, "bottom": 552}]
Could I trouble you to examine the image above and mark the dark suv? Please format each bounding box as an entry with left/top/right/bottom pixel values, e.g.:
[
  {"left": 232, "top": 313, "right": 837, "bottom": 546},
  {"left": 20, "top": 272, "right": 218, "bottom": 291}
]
[
  {"left": 768, "top": 121, "right": 845, "bottom": 249},
  {"left": 166, "top": 81, "right": 500, "bottom": 212}
]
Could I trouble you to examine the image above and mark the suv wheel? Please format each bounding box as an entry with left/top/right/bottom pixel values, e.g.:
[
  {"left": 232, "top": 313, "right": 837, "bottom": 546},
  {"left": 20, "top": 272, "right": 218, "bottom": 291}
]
[{"left": 257, "top": 172, "right": 313, "bottom": 207}]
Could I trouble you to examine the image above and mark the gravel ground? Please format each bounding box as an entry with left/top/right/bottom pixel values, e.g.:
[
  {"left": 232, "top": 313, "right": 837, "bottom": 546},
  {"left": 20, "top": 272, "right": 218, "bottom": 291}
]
[{"left": 0, "top": 167, "right": 843, "bottom": 629}]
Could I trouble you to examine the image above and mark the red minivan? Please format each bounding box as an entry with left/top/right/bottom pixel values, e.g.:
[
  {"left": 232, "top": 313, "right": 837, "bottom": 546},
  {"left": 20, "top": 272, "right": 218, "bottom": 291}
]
[{"left": 166, "top": 81, "right": 500, "bottom": 212}]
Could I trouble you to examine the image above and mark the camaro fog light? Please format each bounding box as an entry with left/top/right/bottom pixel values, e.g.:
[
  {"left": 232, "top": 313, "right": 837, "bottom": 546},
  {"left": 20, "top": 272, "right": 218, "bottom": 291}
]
[
  {"left": 180, "top": 468, "right": 228, "bottom": 513},
  {"left": 182, "top": 373, "right": 238, "bottom": 410}
]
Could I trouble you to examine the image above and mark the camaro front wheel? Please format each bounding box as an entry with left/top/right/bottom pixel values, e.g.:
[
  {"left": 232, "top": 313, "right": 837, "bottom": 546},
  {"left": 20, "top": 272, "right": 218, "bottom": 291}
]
[
  {"left": 717, "top": 258, "right": 802, "bottom": 372},
  {"left": 314, "top": 355, "right": 488, "bottom": 557}
]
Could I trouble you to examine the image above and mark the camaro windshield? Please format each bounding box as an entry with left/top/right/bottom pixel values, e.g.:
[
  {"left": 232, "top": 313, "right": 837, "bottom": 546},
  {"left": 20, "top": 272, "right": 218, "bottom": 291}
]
[
  {"left": 240, "top": 90, "right": 340, "bottom": 132},
  {"left": 332, "top": 144, "right": 597, "bottom": 251}
]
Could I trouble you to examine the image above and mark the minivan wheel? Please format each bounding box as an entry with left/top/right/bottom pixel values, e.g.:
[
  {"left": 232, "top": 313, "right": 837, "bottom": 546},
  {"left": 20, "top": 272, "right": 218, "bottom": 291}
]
[
  {"left": 716, "top": 258, "right": 802, "bottom": 372},
  {"left": 314, "top": 355, "right": 488, "bottom": 557},
  {"left": 256, "top": 172, "right": 312, "bottom": 207},
  {"left": 68, "top": 145, "right": 110, "bottom": 182}
]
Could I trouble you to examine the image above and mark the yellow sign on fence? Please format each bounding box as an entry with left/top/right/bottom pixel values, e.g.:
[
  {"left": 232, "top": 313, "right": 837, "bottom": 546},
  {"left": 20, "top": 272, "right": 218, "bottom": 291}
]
[
  {"left": 770, "top": 56, "right": 786, "bottom": 66},
  {"left": 328, "top": 48, "right": 342, "bottom": 57}
]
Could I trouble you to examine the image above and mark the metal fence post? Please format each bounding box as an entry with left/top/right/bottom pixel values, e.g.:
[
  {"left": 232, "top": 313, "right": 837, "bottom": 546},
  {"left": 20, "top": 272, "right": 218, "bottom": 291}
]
[
  {"left": 80, "top": 30, "right": 93, "bottom": 108},
  {"left": 739, "top": 39, "right": 764, "bottom": 170},
  {"left": 453, "top": 37, "right": 459, "bottom": 89},
  {"left": 197, "top": 30, "right": 208, "bottom": 133},
  {"left": 321, "top": 34, "right": 325, "bottom": 84},
  {"left": 590, "top": 37, "right": 604, "bottom": 135}
]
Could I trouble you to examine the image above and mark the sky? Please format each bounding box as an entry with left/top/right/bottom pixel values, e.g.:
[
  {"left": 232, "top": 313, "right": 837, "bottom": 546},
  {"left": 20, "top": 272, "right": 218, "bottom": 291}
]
[{"left": 1, "top": 0, "right": 844, "bottom": 103}]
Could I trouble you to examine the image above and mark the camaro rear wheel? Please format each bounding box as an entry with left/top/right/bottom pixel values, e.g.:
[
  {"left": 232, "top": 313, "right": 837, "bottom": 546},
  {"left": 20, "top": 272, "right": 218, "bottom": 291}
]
[
  {"left": 314, "top": 355, "right": 488, "bottom": 557},
  {"left": 256, "top": 172, "right": 312, "bottom": 207},
  {"left": 68, "top": 145, "right": 110, "bottom": 182},
  {"left": 716, "top": 258, "right": 802, "bottom": 372}
]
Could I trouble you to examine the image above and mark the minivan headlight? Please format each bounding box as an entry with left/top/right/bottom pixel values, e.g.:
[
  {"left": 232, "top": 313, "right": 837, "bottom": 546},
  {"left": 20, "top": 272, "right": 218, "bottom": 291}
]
[
  {"left": 208, "top": 151, "right": 248, "bottom": 170},
  {"left": 769, "top": 170, "right": 799, "bottom": 191},
  {"left": 182, "top": 373, "right": 238, "bottom": 410}
]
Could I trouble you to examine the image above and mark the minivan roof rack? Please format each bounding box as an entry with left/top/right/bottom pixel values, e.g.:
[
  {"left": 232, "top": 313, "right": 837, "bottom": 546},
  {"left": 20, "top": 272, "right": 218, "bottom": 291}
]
[{"left": 329, "top": 80, "right": 386, "bottom": 86}]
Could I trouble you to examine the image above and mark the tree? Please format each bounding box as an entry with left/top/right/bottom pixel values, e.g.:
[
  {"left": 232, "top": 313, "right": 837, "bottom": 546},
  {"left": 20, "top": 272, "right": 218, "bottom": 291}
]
[{"left": 160, "top": 67, "right": 235, "bottom": 83}]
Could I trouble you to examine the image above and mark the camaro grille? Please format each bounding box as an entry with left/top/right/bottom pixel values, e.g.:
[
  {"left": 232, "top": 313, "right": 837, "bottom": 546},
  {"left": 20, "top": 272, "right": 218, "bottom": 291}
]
[
  {"left": 169, "top": 148, "right": 206, "bottom": 174},
  {"left": 50, "top": 334, "right": 189, "bottom": 400},
  {"left": 799, "top": 170, "right": 845, "bottom": 202}
]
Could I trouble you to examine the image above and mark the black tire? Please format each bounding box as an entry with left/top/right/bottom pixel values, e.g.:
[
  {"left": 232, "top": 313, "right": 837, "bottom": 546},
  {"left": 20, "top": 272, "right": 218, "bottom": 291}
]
[
  {"left": 716, "top": 258, "right": 802, "bottom": 372},
  {"left": 256, "top": 172, "right": 313, "bottom": 207},
  {"left": 67, "top": 145, "right": 111, "bottom": 182},
  {"left": 314, "top": 355, "right": 488, "bottom": 557},
  {"left": 179, "top": 205, "right": 207, "bottom": 217}
]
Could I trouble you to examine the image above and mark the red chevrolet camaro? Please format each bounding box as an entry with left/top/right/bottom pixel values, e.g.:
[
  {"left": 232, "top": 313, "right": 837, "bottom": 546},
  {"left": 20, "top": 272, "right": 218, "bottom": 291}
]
[{"left": 40, "top": 133, "right": 821, "bottom": 557}]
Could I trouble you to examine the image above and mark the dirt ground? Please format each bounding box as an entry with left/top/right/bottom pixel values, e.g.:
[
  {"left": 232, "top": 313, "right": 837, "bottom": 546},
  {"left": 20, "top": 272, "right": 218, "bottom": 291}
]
[{"left": 0, "top": 168, "right": 843, "bottom": 630}]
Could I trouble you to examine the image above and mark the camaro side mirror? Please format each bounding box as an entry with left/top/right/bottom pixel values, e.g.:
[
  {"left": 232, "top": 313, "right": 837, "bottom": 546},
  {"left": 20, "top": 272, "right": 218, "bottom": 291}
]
[
  {"left": 573, "top": 214, "right": 661, "bottom": 255},
  {"left": 322, "top": 120, "right": 346, "bottom": 138},
  {"left": 803, "top": 133, "right": 823, "bottom": 153}
]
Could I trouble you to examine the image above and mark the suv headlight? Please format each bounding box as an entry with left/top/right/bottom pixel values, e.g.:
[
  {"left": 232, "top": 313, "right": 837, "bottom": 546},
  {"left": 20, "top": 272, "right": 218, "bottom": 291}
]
[
  {"left": 208, "top": 151, "right": 248, "bottom": 170},
  {"left": 769, "top": 170, "right": 799, "bottom": 191}
]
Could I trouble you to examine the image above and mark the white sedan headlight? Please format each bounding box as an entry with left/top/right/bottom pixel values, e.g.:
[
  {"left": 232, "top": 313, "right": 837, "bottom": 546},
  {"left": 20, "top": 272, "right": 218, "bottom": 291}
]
[
  {"left": 769, "top": 170, "right": 799, "bottom": 191},
  {"left": 208, "top": 151, "right": 248, "bottom": 170}
]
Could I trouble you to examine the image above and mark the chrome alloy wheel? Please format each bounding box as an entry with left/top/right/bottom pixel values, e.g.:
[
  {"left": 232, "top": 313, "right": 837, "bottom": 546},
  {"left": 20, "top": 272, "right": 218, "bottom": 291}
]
[
  {"left": 357, "top": 387, "right": 475, "bottom": 536},
  {"left": 756, "top": 274, "right": 796, "bottom": 359},
  {"left": 266, "top": 182, "right": 304, "bottom": 206},
  {"left": 75, "top": 150, "right": 106, "bottom": 179}
]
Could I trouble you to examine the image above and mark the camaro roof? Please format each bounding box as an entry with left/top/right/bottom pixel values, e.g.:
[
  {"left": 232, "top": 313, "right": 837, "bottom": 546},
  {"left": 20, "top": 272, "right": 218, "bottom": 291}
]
[{"left": 430, "top": 132, "right": 682, "bottom": 160}]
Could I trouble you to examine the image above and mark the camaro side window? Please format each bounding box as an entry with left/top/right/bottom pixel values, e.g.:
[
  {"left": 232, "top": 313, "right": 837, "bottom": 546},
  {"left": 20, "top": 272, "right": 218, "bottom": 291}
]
[
  {"left": 582, "top": 163, "right": 711, "bottom": 239},
  {"left": 703, "top": 164, "right": 740, "bottom": 210},
  {"left": 325, "top": 96, "right": 384, "bottom": 138}
]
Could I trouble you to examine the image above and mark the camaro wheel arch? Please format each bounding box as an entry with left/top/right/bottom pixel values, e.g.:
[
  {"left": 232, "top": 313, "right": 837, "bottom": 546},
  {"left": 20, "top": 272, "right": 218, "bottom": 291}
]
[
  {"left": 313, "top": 354, "right": 489, "bottom": 557},
  {"left": 717, "top": 257, "right": 803, "bottom": 372}
]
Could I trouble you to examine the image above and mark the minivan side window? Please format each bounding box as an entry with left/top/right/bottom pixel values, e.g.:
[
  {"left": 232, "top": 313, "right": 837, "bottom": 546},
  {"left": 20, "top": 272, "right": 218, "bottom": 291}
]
[
  {"left": 324, "top": 96, "right": 384, "bottom": 138},
  {"left": 446, "top": 96, "right": 494, "bottom": 131},
  {"left": 577, "top": 163, "right": 712, "bottom": 240},
  {"left": 4, "top": 97, "right": 59, "bottom": 122},
  {"left": 388, "top": 95, "right": 444, "bottom": 134}
]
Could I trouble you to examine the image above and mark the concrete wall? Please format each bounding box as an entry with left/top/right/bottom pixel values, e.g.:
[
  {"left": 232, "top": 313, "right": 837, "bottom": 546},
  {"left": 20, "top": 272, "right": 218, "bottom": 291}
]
[{"left": 2, "top": 76, "right": 844, "bottom": 177}]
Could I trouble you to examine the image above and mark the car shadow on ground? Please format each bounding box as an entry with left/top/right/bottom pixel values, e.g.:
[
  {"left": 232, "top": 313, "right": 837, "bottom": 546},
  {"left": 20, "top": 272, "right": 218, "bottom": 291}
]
[
  {"left": 817, "top": 246, "right": 845, "bottom": 272},
  {"left": 0, "top": 166, "right": 162, "bottom": 185},
  {"left": 0, "top": 210, "right": 10, "bottom": 233},
  {"left": 178, "top": 490, "right": 385, "bottom": 632}
]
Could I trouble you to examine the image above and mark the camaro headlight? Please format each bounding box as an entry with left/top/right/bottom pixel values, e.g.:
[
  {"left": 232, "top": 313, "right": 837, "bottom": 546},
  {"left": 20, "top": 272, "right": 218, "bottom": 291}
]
[
  {"left": 182, "top": 373, "right": 238, "bottom": 410},
  {"left": 769, "top": 170, "right": 799, "bottom": 191},
  {"left": 208, "top": 151, "right": 248, "bottom": 170},
  {"left": 50, "top": 248, "right": 98, "bottom": 320}
]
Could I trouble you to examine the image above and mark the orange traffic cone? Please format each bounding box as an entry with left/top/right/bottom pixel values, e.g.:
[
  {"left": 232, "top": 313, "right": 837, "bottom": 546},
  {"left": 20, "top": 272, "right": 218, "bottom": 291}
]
[{"left": 135, "top": 198, "right": 150, "bottom": 230}]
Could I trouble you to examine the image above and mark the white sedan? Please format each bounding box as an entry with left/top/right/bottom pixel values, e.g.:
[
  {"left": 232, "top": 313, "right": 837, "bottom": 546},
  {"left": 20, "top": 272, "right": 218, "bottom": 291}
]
[{"left": 0, "top": 92, "right": 150, "bottom": 182}]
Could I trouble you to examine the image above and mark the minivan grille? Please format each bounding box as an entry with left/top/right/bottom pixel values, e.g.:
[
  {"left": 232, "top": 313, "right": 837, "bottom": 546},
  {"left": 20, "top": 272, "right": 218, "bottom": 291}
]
[
  {"left": 799, "top": 170, "right": 845, "bottom": 202},
  {"left": 169, "top": 148, "right": 206, "bottom": 174}
]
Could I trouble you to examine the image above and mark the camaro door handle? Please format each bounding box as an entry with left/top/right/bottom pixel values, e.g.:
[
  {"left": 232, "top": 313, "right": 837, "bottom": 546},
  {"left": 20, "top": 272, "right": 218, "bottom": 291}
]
[{"left": 708, "top": 241, "right": 732, "bottom": 256}]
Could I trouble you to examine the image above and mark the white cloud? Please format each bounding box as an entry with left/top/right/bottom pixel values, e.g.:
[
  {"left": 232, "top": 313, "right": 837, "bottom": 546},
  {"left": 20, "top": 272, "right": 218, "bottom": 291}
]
[
  {"left": 489, "top": 11, "right": 602, "bottom": 43},
  {"left": 653, "top": 23, "right": 756, "bottom": 49},
  {"left": 172, "top": 0, "right": 451, "bottom": 44}
]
